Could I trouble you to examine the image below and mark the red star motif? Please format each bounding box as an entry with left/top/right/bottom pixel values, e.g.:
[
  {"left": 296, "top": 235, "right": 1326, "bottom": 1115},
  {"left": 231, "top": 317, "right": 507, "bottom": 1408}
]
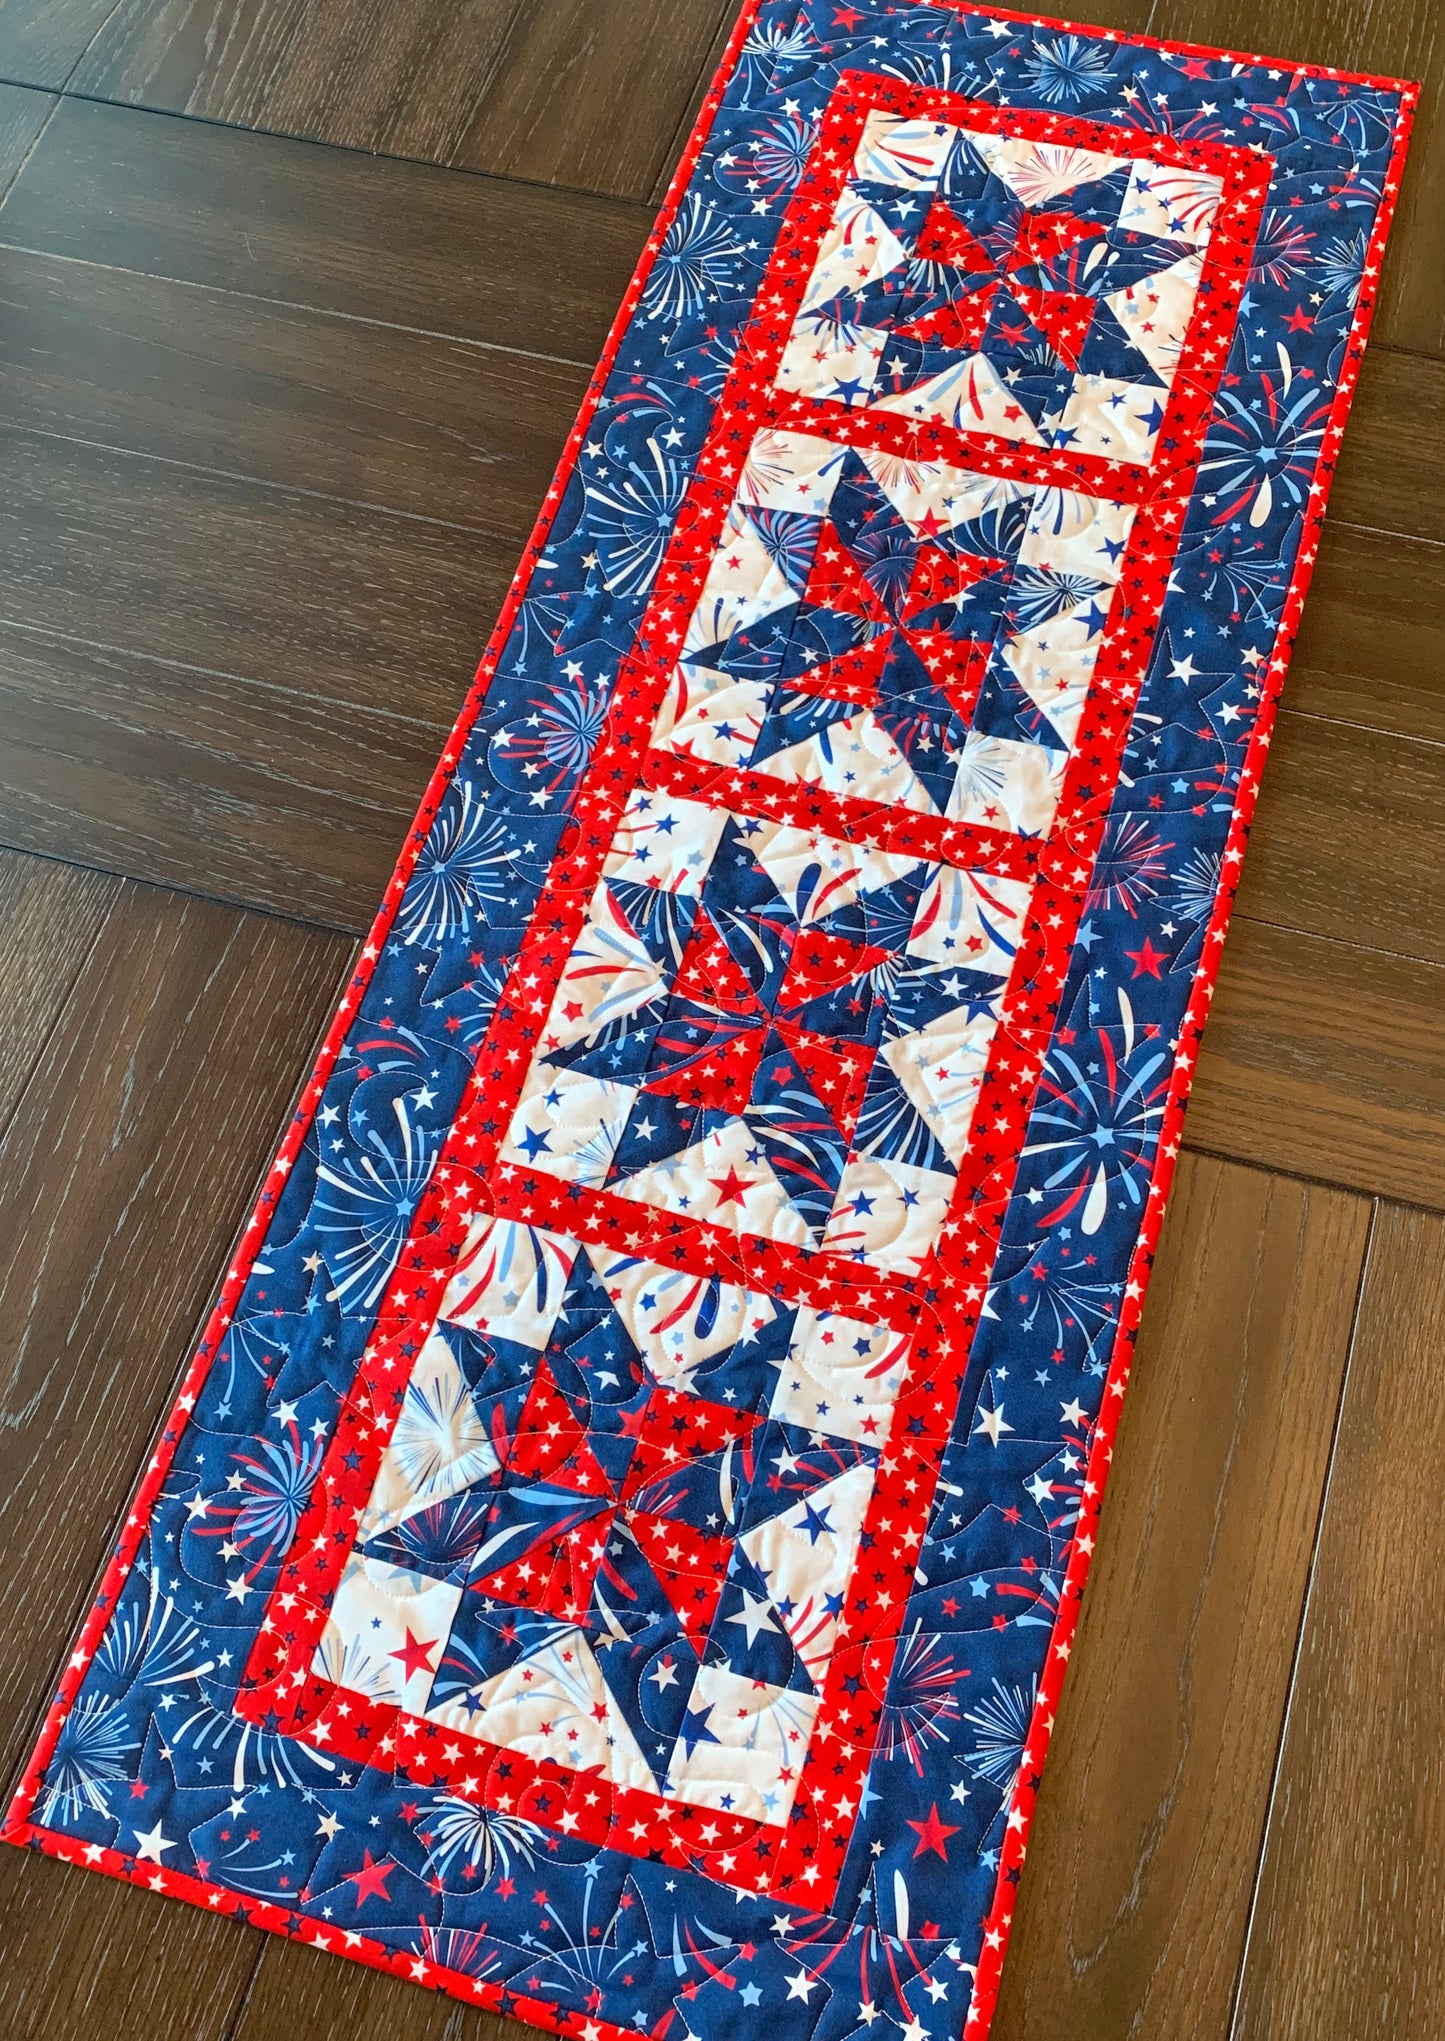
[
  {"left": 345, "top": 1849, "right": 395, "bottom": 1906},
  {"left": 1124, "top": 937, "right": 1167, "bottom": 978},
  {"left": 707, "top": 1165, "right": 753, "bottom": 1210},
  {"left": 390, "top": 1628, "right": 440, "bottom": 1682},
  {"left": 907, "top": 1803, "right": 962, "bottom": 1860}
]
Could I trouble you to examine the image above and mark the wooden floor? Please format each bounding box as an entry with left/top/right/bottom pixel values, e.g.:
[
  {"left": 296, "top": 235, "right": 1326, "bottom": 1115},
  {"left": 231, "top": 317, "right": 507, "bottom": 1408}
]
[{"left": 0, "top": 2, "right": 1439, "bottom": 2035}]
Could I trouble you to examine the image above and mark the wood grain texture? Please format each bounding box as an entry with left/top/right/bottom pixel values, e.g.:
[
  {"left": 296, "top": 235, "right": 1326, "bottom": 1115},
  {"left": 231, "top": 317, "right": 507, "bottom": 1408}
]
[
  {"left": 0, "top": 425, "right": 510, "bottom": 728},
  {"left": 1287, "top": 523, "right": 1445, "bottom": 744},
  {"left": 1190, "top": 918, "right": 1445, "bottom": 1208},
  {"left": 0, "top": 848, "right": 115, "bottom": 1129},
  {"left": 5, "top": 0, "right": 1434, "bottom": 352},
  {"left": 993, "top": 1156, "right": 1371, "bottom": 2041},
  {"left": 0, "top": 102, "right": 1435, "bottom": 951},
  {"left": 0, "top": 622, "right": 439, "bottom": 929},
  {"left": 0, "top": 247, "right": 589, "bottom": 528},
  {"left": 6, "top": 493, "right": 1437, "bottom": 975},
  {"left": 443, "top": 0, "right": 737, "bottom": 196},
  {"left": 0, "top": 1844, "right": 256, "bottom": 2041},
  {"left": 227, "top": 1926, "right": 486, "bottom": 2041},
  {"left": 1332, "top": 346, "right": 1445, "bottom": 547},
  {"left": 64, "top": 0, "right": 523, "bottom": 156},
  {"left": 0, "top": 95, "right": 651, "bottom": 358},
  {"left": 0, "top": 0, "right": 117, "bottom": 89},
  {"left": 1232, "top": 1203, "right": 1445, "bottom": 2041},
  {"left": 9, "top": 611, "right": 1445, "bottom": 1208},
  {"left": 1241, "top": 707, "right": 1445, "bottom": 963},
  {"left": 649, "top": 0, "right": 742, "bottom": 205},
  {"left": 0, "top": 98, "right": 1436, "bottom": 980},
  {"left": 0, "top": 79, "right": 53, "bottom": 193},
  {"left": 0, "top": 882, "right": 352, "bottom": 1787},
  {"left": 6, "top": 633, "right": 1441, "bottom": 1208},
  {"left": 63, "top": 0, "right": 737, "bottom": 199}
]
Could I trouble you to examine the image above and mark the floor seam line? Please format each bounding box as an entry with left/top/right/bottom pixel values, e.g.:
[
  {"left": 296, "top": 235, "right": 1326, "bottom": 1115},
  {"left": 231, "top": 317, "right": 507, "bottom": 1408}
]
[
  {"left": 0, "top": 418, "right": 537, "bottom": 542},
  {"left": 54, "top": 0, "right": 131, "bottom": 94},
  {"left": 1275, "top": 701, "right": 1445, "bottom": 753},
  {"left": 0, "top": 877, "right": 116, "bottom": 1155},
  {"left": 0, "top": 88, "right": 60, "bottom": 206},
  {"left": 1223, "top": 1193, "right": 1379, "bottom": 2040},
  {"left": 217, "top": 1943, "right": 271, "bottom": 2041},
  {"left": 0, "top": 78, "right": 660, "bottom": 214},
  {"left": 1227, "top": 909, "right": 1443, "bottom": 971},
  {"left": 1179, "top": 1139, "right": 1442, "bottom": 1217},
  {"left": 0, "top": 235, "right": 601, "bottom": 368},
  {"left": 0, "top": 839, "right": 369, "bottom": 941},
  {"left": 0, "top": 615, "right": 457, "bottom": 736}
]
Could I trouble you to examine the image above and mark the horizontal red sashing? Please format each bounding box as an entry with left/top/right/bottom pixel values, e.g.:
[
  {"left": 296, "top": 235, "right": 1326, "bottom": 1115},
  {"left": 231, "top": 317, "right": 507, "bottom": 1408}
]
[{"left": 639, "top": 745, "right": 1044, "bottom": 886}]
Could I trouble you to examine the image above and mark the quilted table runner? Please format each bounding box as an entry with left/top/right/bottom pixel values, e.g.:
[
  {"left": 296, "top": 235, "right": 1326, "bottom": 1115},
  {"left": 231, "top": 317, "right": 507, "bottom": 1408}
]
[{"left": 7, "top": 6, "right": 1414, "bottom": 2036}]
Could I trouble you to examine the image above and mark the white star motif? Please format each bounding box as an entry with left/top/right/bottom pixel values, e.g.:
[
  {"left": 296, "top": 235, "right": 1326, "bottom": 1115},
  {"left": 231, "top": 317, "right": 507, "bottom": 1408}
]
[
  {"left": 132, "top": 1821, "right": 175, "bottom": 1866},
  {"left": 973, "top": 1402, "right": 1012, "bottom": 1445},
  {"left": 727, "top": 1591, "right": 781, "bottom": 1646}
]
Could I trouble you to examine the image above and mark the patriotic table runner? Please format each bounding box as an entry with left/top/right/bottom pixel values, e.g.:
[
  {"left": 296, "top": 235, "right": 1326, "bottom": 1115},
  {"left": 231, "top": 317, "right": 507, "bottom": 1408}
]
[{"left": 7, "top": 7, "right": 1414, "bottom": 2037}]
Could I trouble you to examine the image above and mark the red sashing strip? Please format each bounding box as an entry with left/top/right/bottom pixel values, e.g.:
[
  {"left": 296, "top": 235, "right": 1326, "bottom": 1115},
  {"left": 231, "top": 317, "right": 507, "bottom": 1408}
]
[{"left": 638, "top": 745, "right": 1044, "bottom": 887}]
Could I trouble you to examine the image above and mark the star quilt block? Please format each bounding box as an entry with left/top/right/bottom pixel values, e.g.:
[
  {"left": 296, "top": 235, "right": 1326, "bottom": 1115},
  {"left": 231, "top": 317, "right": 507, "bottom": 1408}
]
[
  {"left": 498, "top": 791, "right": 1030, "bottom": 1270},
  {"left": 777, "top": 110, "right": 1222, "bottom": 465},
  {"left": 7, "top": 8, "right": 1415, "bottom": 2041},
  {"left": 297, "top": 1215, "right": 924, "bottom": 1856}
]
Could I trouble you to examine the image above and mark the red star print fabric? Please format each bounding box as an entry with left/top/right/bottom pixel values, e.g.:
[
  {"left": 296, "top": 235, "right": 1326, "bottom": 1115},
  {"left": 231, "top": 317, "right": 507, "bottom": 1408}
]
[{"left": 6, "top": 7, "right": 1415, "bottom": 2040}]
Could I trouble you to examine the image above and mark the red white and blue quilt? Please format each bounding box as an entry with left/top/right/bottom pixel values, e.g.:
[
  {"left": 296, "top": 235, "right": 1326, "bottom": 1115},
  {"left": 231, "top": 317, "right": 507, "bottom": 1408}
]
[{"left": 6, "top": 5, "right": 1415, "bottom": 2036}]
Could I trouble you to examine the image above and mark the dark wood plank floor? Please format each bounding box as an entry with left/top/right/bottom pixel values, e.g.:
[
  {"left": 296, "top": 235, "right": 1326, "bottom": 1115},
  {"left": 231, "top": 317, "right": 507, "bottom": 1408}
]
[{"left": 0, "top": 3, "right": 1438, "bottom": 2037}]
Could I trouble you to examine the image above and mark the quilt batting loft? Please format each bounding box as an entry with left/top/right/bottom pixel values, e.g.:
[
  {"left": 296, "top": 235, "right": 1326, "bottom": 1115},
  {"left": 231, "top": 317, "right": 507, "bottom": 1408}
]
[{"left": 7, "top": 5, "right": 1414, "bottom": 2035}]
